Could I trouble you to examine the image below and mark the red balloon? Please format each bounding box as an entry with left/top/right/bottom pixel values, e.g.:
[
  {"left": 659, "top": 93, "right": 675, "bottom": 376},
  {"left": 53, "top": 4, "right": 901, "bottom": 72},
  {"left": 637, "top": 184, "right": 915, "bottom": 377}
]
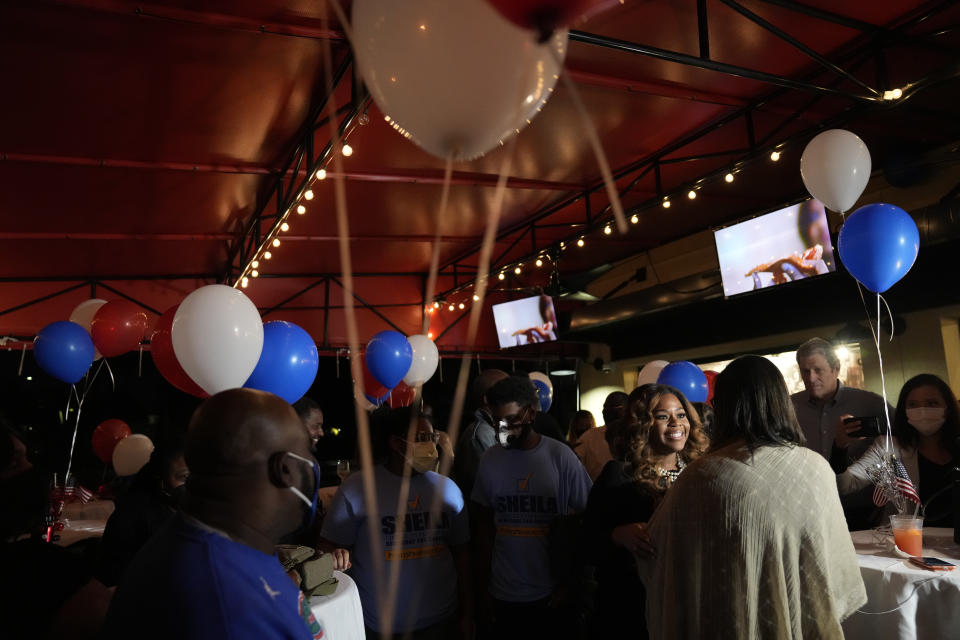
[
  {"left": 150, "top": 304, "right": 208, "bottom": 397},
  {"left": 703, "top": 370, "right": 719, "bottom": 405},
  {"left": 389, "top": 381, "right": 417, "bottom": 408},
  {"left": 91, "top": 419, "right": 131, "bottom": 463},
  {"left": 90, "top": 300, "right": 149, "bottom": 357},
  {"left": 486, "top": 0, "right": 620, "bottom": 38}
]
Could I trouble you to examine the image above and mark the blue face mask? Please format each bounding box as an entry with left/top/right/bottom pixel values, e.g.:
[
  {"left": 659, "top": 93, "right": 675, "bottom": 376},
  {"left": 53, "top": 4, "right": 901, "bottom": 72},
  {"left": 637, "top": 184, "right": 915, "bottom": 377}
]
[{"left": 285, "top": 452, "right": 320, "bottom": 527}]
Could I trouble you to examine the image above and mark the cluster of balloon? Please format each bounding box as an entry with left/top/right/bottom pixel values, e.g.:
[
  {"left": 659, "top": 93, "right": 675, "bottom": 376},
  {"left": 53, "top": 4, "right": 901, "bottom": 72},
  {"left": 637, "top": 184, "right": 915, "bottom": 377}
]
[
  {"left": 244, "top": 321, "right": 320, "bottom": 405},
  {"left": 800, "top": 129, "right": 871, "bottom": 214},
  {"left": 112, "top": 433, "right": 155, "bottom": 477},
  {"left": 530, "top": 371, "right": 553, "bottom": 412},
  {"left": 171, "top": 285, "right": 264, "bottom": 397},
  {"left": 486, "top": 0, "right": 622, "bottom": 40},
  {"left": 657, "top": 361, "right": 709, "bottom": 403},
  {"left": 838, "top": 203, "right": 919, "bottom": 294},
  {"left": 356, "top": 331, "right": 441, "bottom": 409},
  {"left": 636, "top": 360, "right": 668, "bottom": 387},
  {"left": 351, "top": 0, "right": 566, "bottom": 161},
  {"left": 91, "top": 419, "right": 131, "bottom": 463}
]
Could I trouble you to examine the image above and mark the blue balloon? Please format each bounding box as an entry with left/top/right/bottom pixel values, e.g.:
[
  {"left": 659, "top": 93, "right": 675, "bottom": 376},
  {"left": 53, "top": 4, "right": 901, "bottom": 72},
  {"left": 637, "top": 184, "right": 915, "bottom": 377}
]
[
  {"left": 532, "top": 379, "right": 552, "bottom": 413},
  {"left": 365, "top": 331, "right": 413, "bottom": 389},
  {"left": 34, "top": 321, "right": 95, "bottom": 384},
  {"left": 244, "top": 321, "right": 319, "bottom": 404},
  {"left": 657, "top": 361, "right": 708, "bottom": 403},
  {"left": 838, "top": 203, "right": 919, "bottom": 293}
]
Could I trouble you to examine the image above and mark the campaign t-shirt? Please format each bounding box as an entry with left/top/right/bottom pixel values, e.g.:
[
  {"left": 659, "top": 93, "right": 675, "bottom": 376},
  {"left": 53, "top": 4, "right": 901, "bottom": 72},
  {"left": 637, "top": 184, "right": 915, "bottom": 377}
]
[
  {"left": 472, "top": 435, "right": 593, "bottom": 602},
  {"left": 102, "top": 513, "right": 319, "bottom": 640},
  {"left": 321, "top": 465, "right": 469, "bottom": 633}
]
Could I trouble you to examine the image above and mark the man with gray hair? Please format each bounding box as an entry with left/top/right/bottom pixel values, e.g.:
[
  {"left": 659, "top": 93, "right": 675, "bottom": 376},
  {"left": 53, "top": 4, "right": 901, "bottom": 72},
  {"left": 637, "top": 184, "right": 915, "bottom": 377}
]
[{"left": 791, "top": 337, "right": 891, "bottom": 471}]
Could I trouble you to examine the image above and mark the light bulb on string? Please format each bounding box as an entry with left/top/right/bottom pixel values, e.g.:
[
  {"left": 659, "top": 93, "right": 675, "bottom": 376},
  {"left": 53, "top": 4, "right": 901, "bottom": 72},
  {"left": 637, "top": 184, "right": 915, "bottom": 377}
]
[
  {"left": 662, "top": 199, "right": 671, "bottom": 209},
  {"left": 264, "top": 251, "right": 272, "bottom": 260},
  {"left": 297, "top": 204, "right": 306, "bottom": 215},
  {"left": 458, "top": 302, "right": 465, "bottom": 310},
  {"left": 770, "top": 150, "right": 781, "bottom": 162},
  {"left": 241, "top": 277, "right": 249, "bottom": 288},
  {"left": 251, "top": 260, "right": 259, "bottom": 269},
  {"left": 427, "top": 331, "right": 434, "bottom": 339},
  {"left": 473, "top": 294, "right": 480, "bottom": 302},
  {"left": 577, "top": 238, "right": 585, "bottom": 247},
  {"left": 514, "top": 265, "right": 522, "bottom": 275},
  {"left": 316, "top": 169, "right": 327, "bottom": 180},
  {"left": 498, "top": 272, "right": 505, "bottom": 280},
  {"left": 448, "top": 304, "right": 455, "bottom": 312},
  {"left": 687, "top": 190, "right": 697, "bottom": 200},
  {"left": 251, "top": 270, "right": 259, "bottom": 278},
  {"left": 535, "top": 258, "right": 543, "bottom": 267},
  {"left": 604, "top": 225, "right": 612, "bottom": 235},
  {"left": 433, "top": 301, "right": 440, "bottom": 309},
  {"left": 280, "top": 222, "right": 289, "bottom": 232},
  {"left": 342, "top": 144, "right": 353, "bottom": 157},
  {"left": 272, "top": 238, "right": 281, "bottom": 248},
  {"left": 304, "top": 189, "right": 314, "bottom": 200},
  {"left": 725, "top": 173, "right": 734, "bottom": 183},
  {"left": 630, "top": 214, "right": 639, "bottom": 224}
]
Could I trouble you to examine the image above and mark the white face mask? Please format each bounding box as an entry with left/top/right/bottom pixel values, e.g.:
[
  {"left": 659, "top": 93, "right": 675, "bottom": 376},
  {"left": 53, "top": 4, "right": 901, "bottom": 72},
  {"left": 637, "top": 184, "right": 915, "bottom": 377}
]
[{"left": 906, "top": 407, "right": 946, "bottom": 435}]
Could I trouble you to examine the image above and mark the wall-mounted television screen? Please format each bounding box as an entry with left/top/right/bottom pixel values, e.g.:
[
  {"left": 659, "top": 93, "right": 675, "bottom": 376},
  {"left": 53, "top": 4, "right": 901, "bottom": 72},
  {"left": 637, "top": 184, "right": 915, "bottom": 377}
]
[
  {"left": 714, "top": 198, "right": 836, "bottom": 298},
  {"left": 492, "top": 295, "right": 559, "bottom": 348}
]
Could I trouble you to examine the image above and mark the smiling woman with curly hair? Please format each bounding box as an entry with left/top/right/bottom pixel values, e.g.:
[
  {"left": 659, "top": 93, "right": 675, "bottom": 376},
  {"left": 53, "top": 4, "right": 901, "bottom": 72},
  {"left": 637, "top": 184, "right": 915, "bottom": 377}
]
[{"left": 584, "top": 383, "right": 709, "bottom": 638}]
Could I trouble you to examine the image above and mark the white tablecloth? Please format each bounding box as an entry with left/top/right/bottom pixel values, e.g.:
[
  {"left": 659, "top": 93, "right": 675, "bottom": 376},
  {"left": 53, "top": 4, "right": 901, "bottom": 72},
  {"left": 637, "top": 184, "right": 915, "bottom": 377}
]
[
  {"left": 55, "top": 498, "right": 115, "bottom": 546},
  {"left": 843, "top": 527, "right": 960, "bottom": 640},
  {"left": 309, "top": 570, "right": 365, "bottom": 640}
]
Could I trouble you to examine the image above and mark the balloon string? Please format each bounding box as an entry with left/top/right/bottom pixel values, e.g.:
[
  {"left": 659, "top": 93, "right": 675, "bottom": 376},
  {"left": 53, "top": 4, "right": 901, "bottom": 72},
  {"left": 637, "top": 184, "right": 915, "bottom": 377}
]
[
  {"left": 103, "top": 358, "right": 116, "bottom": 391},
  {"left": 557, "top": 56, "right": 627, "bottom": 234},
  {"left": 422, "top": 155, "right": 454, "bottom": 334},
  {"left": 319, "top": 4, "right": 387, "bottom": 635},
  {"left": 875, "top": 293, "right": 893, "bottom": 454},
  {"left": 17, "top": 344, "right": 26, "bottom": 376},
  {"left": 879, "top": 294, "right": 895, "bottom": 342},
  {"left": 138, "top": 346, "right": 143, "bottom": 377},
  {"left": 64, "top": 384, "right": 82, "bottom": 482}
]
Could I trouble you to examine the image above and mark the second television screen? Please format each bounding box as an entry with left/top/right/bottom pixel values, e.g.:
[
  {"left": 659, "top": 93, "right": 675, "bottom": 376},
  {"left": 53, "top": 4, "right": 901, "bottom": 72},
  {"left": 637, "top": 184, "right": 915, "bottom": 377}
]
[{"left": 714, "top": 198, "right": 836, "bottom": 298}]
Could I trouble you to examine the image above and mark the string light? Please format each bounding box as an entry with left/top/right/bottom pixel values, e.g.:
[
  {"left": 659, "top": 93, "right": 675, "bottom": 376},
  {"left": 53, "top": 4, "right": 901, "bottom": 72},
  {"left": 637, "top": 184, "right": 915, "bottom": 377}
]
[
  {"left": 251, "top": 260, "right": 259, "bottom": 269},
  {"left": 264, "top": 251, "right": 273, "bottom": 260},
  {"left": 297, "top": 204, "right": 306, "bottom": 215},
  {"left": 603, "top": 224, "right": 612, "bottom": 235},
  {"left": 662, "top": 199, "right": 671, "bottom": 209},
  {"left": 560, "top": 242, "right": 567, "bottom": 250},
  {"left": 473, "top": 294, "right": 480, "bottom": 301},
  {"left": 342, "top": 144, "right": 353, "bottom": 157},
  {"left": 280, "top": 222, "right": 289, "bottom": 232},
  {"left": 427, "top": 331, "right": 434, "bottom": 339},
  {"left": 272, "top": 238, "right": 281, "bottom": 247},
  {"left": 514, "top": 265, "right": 522, "bottom": 275},
  {"left": 770, "top": 150, "right": 781, "bottom": 162},
  {"left": 630, "top": 213, "right": 639, "bottom": 224},
  {"left": 304, "top": 189, "right": 314, "bottom": 200},
  {"left": 433, "top": 301, "right": 440, "bottom": 309},
  {"left": 687, "top": 190, "right": 697, "bottom": 200},
  {"left": 241, "top": 277, "right": 249, "bottom": 288},
  {"left": 448, "top": 304, "right": 455, "bottom": 312},
  {"left": 458, "top": 302, "right": 465, "bottom": 310},
  {"left": 577, "top": 237, "right": 585, "bottom": 247},
  {"left": 535, "top": 258, "right": 543, "bottom": 267},
  {"left": 725, "top": 173, "right": 735, "bottom": 183},
  {"left": 251, "top": 269, "right": 259, "bottom": 278},
  {"left": 498, "top": 272, "right": 505, "bottom": 280},
  {"left": 316, "top": 168, "right": 327, "bottom": 180}
]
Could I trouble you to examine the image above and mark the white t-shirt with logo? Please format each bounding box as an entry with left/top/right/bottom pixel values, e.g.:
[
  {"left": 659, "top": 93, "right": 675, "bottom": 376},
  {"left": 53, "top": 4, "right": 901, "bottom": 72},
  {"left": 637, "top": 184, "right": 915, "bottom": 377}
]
[
  {"left": 321, "top": 465, "right": 470, "bottom": 633},
  {"left": 471, "top": 436, "right": 593, "bottom": 602}
]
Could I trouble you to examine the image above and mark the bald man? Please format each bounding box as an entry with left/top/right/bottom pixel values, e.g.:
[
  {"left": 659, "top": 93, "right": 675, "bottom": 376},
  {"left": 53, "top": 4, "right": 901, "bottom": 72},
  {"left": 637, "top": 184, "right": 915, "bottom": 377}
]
[
  {"left": 103, "top": 389, "right": 325, "bottom": 640},
  {"left": 453, "top": 369, "right": 509, "bottom": 501}
]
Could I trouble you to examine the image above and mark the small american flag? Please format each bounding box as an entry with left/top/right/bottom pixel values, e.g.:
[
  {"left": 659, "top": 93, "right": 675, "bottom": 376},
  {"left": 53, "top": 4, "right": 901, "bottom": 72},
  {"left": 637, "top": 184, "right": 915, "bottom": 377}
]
[{"left": 873, "top": 458, "right": 921, "bottom": 507}]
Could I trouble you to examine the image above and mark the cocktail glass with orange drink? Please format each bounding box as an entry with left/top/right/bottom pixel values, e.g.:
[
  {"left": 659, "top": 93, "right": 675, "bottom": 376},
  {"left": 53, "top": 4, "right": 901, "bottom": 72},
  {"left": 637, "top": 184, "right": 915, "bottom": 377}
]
[{"left": 890, "top": 515, "right": 923, "bottom": 556}]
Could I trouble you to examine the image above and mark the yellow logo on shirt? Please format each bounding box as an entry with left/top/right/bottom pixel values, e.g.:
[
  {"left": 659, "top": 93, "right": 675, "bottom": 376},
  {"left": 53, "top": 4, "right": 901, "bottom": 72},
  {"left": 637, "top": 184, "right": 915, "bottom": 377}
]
[
  {"left": 516, "top": 472, "right": 533, "bottom": 492},
  {"left": 407, "top": 494, "right": 421, "bottom": 510}
]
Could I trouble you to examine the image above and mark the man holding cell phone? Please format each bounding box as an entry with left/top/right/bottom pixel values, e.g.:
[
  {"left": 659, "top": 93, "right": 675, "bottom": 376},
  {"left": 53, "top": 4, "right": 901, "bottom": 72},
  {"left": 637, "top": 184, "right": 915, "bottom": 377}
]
[{"left": 791, "top": 338, "right": 893, "bottom": 472}]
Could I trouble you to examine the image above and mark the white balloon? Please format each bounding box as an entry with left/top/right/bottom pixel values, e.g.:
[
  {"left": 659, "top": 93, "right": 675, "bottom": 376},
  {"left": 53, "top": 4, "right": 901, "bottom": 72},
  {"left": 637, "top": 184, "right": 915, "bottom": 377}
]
[
  {"left": 112, "top": 434, "right": 154, "bottom": 476},
  {"left": 69, "top": 298, "right": 107, "bottom": 360},
  {"left": 529, "top": 371, "right": 553, "bottom": 394},
  {"left": 636, "top": 360, "right": 669, "bottom": 387},
  {"left": 172, "top": 285, "right": 264, "bottom": 396},
  {"left": 352, "top": 0, "right": 566, "bottom": 160},
  {"left": 800, "top": 129, "right": 872, "bottom": 213},
  {"left": 403, "top": 334, "right": 440, "bottom": 386}
]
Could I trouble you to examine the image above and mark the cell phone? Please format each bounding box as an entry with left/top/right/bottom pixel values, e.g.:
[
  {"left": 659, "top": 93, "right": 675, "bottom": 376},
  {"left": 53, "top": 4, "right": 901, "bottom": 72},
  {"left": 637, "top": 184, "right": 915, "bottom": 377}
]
[
  {"left": 842, "top": 416, "right": 881, "bottom": 438},
  {"left": 908, "top": 557, "right": 956, "bottom": 571}
]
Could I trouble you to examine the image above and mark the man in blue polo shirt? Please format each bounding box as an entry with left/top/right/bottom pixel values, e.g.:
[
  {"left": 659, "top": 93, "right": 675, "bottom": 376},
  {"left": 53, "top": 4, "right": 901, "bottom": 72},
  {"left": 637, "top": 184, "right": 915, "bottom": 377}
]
[
  {"left": 103, "top": 389, "right": 326, "bottom": 640},
  {"left": 471, "top": 376, "right": 592, "bottom": 639}
]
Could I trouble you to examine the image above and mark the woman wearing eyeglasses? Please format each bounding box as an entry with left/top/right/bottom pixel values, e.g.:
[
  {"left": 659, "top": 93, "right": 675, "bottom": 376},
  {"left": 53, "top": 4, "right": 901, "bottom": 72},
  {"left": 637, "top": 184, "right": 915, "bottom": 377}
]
[{"left": 319, "top": 407, "right": 473, "bottom": 639}]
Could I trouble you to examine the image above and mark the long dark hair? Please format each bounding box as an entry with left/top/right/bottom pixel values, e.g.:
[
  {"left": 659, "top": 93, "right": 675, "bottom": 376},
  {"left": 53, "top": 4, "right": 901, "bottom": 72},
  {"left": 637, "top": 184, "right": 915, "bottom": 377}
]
[
  {"left": 893, "top": 374, "right": 960, "bottom": 457},
  {"left": 712, "top": 355, "right": 804, "bottom": 449}
]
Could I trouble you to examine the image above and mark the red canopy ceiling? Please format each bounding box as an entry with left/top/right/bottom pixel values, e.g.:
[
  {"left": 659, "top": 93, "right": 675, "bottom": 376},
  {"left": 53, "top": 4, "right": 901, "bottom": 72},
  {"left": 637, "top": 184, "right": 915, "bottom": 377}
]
[{"left": 2, "top": 0, "right": 958, "bottom": 349}]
